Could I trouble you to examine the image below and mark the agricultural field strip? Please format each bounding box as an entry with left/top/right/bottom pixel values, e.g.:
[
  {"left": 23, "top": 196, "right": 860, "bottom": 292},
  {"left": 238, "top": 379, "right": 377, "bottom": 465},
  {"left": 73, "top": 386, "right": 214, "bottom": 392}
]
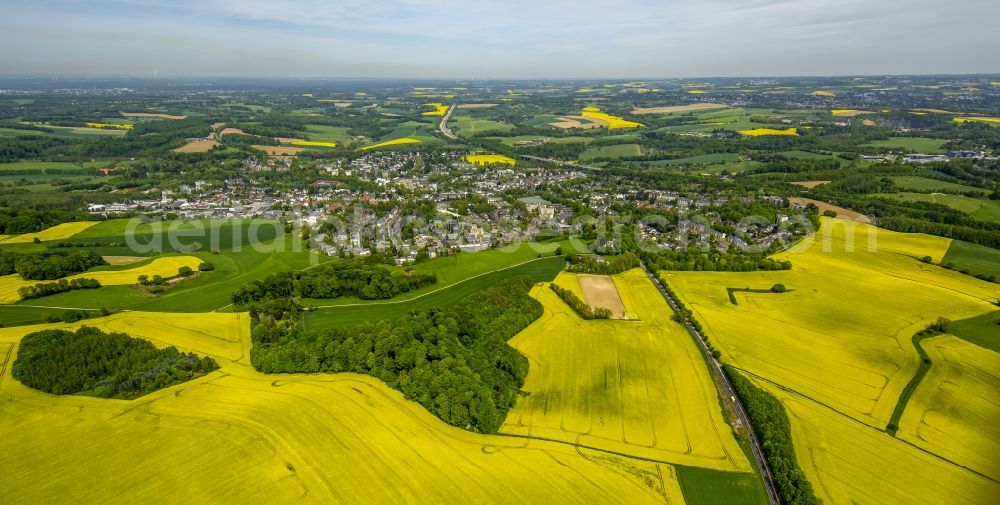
[
  {"left": 501, "top": 270, "right": 753, "bottom": 473},
  {"left": 0, "top": 256, "right": 203, "bottom": 304},
  {"left": 578, "top": 274, "right": 629, "bottom": 319},
  {"left": 0, "top": 221, "right": 99, "bottom": 244}
]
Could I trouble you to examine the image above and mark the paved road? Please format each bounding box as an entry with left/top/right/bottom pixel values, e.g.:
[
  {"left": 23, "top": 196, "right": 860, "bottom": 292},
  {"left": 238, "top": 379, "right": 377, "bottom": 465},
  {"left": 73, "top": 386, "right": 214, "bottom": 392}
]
[
  {"left": 641, "top": 263, "right": 782, "bottom": 505},
  {"left": 438, "top": 104, "right": 458, "bottom": 140}
]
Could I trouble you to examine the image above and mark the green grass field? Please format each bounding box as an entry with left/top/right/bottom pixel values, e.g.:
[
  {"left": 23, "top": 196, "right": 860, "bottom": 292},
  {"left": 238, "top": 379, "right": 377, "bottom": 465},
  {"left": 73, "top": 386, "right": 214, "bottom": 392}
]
[
  {"left": 579, "top": 143, "right": 641, "bottom": 161},
  {"left": 942, "top": 240, "right": 1000, "bottom": 280},
  {"left": 891, "top": 176, "right": 988, "bottom": 194},
  {"left": 449, "top": 116, "right": 514, "bottom": 135},
  {"left": 634, "top": 153, "right": 741, "bottom": 166},
  {"left": 0, "top": 160, "right": 107, "bottom": 171},
  {"left": 775, "top": 150, "right": 840, "bottom": 160},
  {"left": 865, "top": 137, "right": 948, "bottom": 153},
  {"left": 303, "top": 124, "right": 353, "bottom": 144},
  {"left": 877, "top": 193, "right": 1000, "bottom": 223},
  {"left": 675, "top": 466, "right": 768, "bottom": 505},
  {"left": 947, "top": 310, "right": 1000, "bottom": 353}
]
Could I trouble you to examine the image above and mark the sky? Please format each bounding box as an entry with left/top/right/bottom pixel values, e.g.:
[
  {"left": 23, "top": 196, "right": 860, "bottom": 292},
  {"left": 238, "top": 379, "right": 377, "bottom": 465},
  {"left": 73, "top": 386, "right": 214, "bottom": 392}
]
[{"left": 1, "top": 0, "right": 997, "bottom": 79}]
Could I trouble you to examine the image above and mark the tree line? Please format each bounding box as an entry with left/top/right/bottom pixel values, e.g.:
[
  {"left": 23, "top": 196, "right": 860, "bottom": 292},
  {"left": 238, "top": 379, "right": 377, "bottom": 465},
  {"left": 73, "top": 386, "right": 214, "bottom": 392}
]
[
  {"left": 0, "top": 250, "right": 106, "bottom": 280},
  {"left": 644, "top": 250, "right": 792, "bottom": 272},
  {"left": 12, "top": 326, "right": 219, "bottom": 399},
  {"left": 549, "top": 283, "right": 611, "bottom": 319},
  {"left": 18, "top": 277, "right": 100, "bottom": 300},
  {"left": 723, "top": 365, "right": 822, "bottom": 505},
  {"left": 246, "top": 277, "right": 542, "bottom": 433}
]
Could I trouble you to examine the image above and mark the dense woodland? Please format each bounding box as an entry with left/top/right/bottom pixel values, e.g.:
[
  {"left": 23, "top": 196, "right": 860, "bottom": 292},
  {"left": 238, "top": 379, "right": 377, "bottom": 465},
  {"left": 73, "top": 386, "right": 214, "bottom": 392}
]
[
  {"left": 248, "top": 277, "right": 541, "bottom": 433},
  {"left": 12, "top": 326, "right": 219, "bottom": 399}
]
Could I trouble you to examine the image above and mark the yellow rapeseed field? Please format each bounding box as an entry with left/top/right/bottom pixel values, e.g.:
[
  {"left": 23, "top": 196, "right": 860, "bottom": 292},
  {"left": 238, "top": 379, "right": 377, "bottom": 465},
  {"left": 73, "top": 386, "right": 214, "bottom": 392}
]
[
  {"left": 0, "top": 256, "right": 202, "bottom": 303},
  {"left": 830, "top": 109, "right": 871, "bottom": 116},
  {"left": 811, "top": 90, "right": 835, "bottom": 96},
  {"left": 897, "top": 335, "right": 1000, "bottom": 481},
  {"left": 85, "top": 122, "right": 134, "bottom": 130},
  {"left": 551, "top": 271, "right": 585, "bottom": 300},
  {"left": 421, "top": 102, "right": 449, "bottom": 116},
  {"left": 358, "top": 137, "right": 422, "bottom": 151},
  {"left": 665, "top": 218, "right": 1000, "bottom": 503},
  {"left": 580, "top": 107, "right": 644, "bottom": 129},
  {"left": 665, "top": 218, "right": 997, "bottom": 427},
  {"left": 774, "top": 388, "right": 1000, "bottom": 504},
  {"left": 0, "top": 221, "right": 99, "bottom": 244},
  {"left": 738, "top": 127, "right": 798, "bottom": 136},
  {"left": 953, "top": 117, "right": 1000, "bottom": 125},
  {"left": 0, "top": 312, "right": 682, "bottom": 504},
  {"left": 462, "top": 154, "right": 516, "bottom": 166},
  {"left": 502, "top": 269, "right": 752, "bottom": 473},
  {"left": 686, "top": 90, "right": 707, "bottom": 94},
  {"left": 289, "top": 140, "right": 337, "bottom": 148}
]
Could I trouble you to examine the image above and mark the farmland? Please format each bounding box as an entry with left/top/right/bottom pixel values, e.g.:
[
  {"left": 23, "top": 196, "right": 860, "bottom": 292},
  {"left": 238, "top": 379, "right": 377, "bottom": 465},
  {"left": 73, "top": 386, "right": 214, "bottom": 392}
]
[
  {"left": 359, "top": 137, "right": 422, "bottom": 150},
  {"left": 463, "top": 154, "right": 516, "bottom": 166},
  {"left": 896, "top": 335, "right": 1000, "bottom": 481},
  {"left": 877, "top": 192, "right": 1000, "bottom": 223},
  {"left": 632, "top": 103, "right": 728, "bottom": 115},
  {"left": 0, "top": 73, "right": 999, "bottom": 504},
  {"left": 665, "top": 218, "right": 1000, "bottom": 503},
  {"left": 0, "top": 221, "right": 98, "bottom": 244},
  {"left": 580, "top": 107, "right": 644, "bottom": 129},
  {"left": 302, "top": 255, "right": 566, "bottom": 329},
  {"left": 577, "top": 273, "right": 629, "bottom": 319},
  {"left": 738, "top": 128, "right": 798, "bottom": 136},
  {"left": 864, "top": 137, "right": 948, "bottom": 153},
  {"left": 942, "top": 240, "right": 1000, "bottom": 279},
  {"left": 0, "top": 312, "right": 679, "bottom": 504},
  {"left": 502, "top": 270, "right": 753, "bottom": 473},
  {"left": 0, "top": 255, "right": 203, "bottom": 303},
  {"left": 891, "top": 175, "right": 990, "bottom": 194}
]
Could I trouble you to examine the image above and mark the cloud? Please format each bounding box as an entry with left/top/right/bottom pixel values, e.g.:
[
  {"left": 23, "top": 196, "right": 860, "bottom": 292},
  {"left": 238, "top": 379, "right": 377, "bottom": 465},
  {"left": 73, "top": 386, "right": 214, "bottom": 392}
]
[{"left": 0, "top": 0, "right": 997, "bottom": 77}]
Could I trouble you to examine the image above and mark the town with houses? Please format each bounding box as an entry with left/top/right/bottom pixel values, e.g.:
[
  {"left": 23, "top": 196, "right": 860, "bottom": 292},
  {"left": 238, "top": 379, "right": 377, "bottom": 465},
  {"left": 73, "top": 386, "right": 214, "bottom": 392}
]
[{"left": 86, "top": 150, "right": 821, "bottom": 264}]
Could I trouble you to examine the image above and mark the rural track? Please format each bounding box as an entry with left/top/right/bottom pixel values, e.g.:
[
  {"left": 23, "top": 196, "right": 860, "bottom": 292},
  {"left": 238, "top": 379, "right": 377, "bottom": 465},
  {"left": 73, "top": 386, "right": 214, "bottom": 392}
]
[{"left": 640, "top": 262, "right": 783, "bottom": 505}]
